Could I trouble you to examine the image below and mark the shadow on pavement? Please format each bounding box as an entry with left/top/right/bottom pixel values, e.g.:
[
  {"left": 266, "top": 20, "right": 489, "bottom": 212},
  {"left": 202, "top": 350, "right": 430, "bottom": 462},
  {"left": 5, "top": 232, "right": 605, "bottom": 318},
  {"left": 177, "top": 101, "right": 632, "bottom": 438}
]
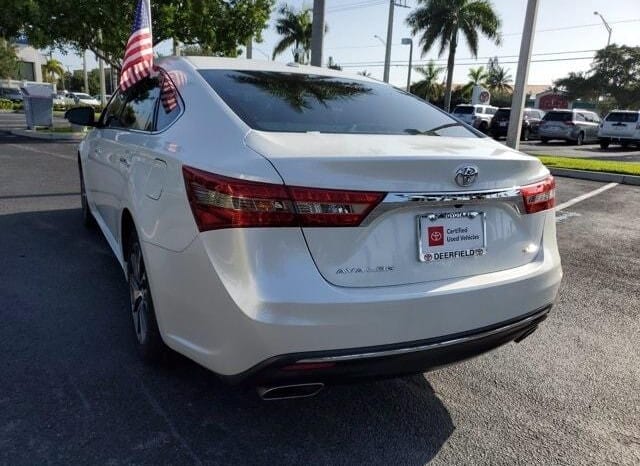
[{"left": 0, "top": 208, "right": 454, "bottom": 465}]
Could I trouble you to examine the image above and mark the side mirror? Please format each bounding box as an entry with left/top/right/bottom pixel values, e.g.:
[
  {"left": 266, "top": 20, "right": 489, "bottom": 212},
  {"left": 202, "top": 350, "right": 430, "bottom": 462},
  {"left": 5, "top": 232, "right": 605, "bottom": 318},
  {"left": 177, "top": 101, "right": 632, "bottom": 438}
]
[{"left": 65, "top": 106, "right": 96, "bottom": 127}]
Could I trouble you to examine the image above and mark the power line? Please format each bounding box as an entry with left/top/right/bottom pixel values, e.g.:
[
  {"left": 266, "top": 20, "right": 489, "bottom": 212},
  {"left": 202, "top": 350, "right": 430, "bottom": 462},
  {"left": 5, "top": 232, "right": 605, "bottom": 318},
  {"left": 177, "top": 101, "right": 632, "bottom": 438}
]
[
  {"left": 340, "top": 55, "right": 596, "bottom": 68},
  {"left": 339, "top": 49, "right": 598, "bottom": 66},
  {"left": 327, "top": 0, "right": 387, "bottom": 13},
  {"left": 502, "top": 18, "right": 640, "bottom": 36}
]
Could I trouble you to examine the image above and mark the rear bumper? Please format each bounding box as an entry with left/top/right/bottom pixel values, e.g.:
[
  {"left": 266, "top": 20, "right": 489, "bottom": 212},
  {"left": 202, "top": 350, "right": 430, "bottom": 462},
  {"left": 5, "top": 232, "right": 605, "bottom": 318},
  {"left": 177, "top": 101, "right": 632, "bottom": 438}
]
[
  {"left": 143, "top": 214, "right": 562, "bottom": 376},
  {"left": 224, "top": 305, "right": 552, "bottom": 386},
  {"left": 599, "top": 135, "right": 638, "bottom": 142}
]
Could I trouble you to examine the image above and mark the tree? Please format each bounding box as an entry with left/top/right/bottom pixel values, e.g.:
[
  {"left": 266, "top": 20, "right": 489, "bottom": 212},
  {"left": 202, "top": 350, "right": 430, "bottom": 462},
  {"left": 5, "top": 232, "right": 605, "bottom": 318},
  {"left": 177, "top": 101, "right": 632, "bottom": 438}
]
[
  {"left": 486, "top": 62, "right": 513, "bottom": 93},
  {"left": 411, "top": 60, "right": 444, "bottom": 101},
  {"left": 406, "top": 0, "right": 501, "bottom": 112},
  {"left": 462, "top": 66, "right": 488, "bottom": 97},
  {"left": 42, "top": 58, "right": 65, "bottom": 85},
  {"left": 272, "top": 4, "right": 313, "bottom": 64},
  {"left": 591, "top": 44, "right": 640, "bottom": 108},
  {"left": 21, "top": 0, "right": 274, "bottom": 70},
  {"left": 0, "top": 41, "right": 18, "bottom": 79},
  {"left": 554, "top": 45, "right": 640, "bottom": 110}
]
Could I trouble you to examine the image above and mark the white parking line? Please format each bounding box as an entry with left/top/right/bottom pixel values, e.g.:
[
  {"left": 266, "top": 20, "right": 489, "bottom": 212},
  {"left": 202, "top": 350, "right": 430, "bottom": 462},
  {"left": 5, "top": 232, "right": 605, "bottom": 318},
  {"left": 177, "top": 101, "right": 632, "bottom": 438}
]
[
  {"left": 6, "top": 143, "right": 75, "bottom": 161},
  {"left": 555, "top": 182, "right": 618, "bottom": 212}
]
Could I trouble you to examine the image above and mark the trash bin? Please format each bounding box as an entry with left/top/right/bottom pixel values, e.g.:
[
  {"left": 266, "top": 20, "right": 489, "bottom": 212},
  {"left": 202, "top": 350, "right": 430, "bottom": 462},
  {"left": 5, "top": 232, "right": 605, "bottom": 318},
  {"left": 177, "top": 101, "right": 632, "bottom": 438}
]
[{"left": 21, "top": 83, "right": 54, "bottom": 129}]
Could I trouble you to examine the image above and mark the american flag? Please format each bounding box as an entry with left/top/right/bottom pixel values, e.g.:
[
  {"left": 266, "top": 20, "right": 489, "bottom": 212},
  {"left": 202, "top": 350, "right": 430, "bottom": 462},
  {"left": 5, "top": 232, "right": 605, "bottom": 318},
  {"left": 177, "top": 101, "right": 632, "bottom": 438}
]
[{"left": 120, "top": 0, "right": 153, "bottom": 91}]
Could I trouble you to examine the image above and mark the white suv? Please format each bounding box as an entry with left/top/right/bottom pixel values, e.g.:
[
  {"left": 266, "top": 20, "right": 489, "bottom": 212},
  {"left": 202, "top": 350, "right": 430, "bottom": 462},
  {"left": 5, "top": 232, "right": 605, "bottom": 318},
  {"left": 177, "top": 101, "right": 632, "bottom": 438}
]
[
  {"left": 452, "top": 104, "right": 498, "bottom": 133},
  {"left": 598, "top": 110, "right": 640, "bottom": 149}
]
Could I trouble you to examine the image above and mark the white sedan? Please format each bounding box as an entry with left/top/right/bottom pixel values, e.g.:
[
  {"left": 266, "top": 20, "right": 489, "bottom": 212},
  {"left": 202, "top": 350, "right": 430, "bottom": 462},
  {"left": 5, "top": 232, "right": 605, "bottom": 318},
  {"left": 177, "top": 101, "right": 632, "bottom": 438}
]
[
  {"left": 68, "top": 92, "right": 101, "bottom": 107},
  {"left": 66, "top": 57, "right": 562, "bottom": 400}
]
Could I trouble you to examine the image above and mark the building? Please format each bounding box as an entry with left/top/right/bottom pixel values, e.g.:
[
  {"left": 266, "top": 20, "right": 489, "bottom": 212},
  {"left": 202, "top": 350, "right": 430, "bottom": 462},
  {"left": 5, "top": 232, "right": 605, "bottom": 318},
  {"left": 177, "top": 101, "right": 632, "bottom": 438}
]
[{"left": 14, "top": 38, "right": 46, "bottom": 83}]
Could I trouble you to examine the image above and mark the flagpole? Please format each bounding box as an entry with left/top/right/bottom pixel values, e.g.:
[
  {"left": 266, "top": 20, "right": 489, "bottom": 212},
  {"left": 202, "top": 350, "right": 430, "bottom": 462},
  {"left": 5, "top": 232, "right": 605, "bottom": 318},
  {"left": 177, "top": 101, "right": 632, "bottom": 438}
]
[{"left": 98, "top": 29, "right": 106, "bottom": 107}]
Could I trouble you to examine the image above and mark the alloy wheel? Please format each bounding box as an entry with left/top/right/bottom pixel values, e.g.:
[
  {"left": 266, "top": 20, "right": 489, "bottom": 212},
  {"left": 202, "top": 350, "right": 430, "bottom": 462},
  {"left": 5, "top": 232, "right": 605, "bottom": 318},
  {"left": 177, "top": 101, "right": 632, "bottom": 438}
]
[{"left": 128, "top": 243, "right": 149, "bottom": 344}]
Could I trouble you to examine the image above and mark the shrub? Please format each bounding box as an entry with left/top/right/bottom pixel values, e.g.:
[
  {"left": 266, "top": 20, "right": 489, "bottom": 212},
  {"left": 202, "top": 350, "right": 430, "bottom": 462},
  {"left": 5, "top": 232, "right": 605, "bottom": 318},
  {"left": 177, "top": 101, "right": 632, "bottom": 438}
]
[{"left": 0, "top": 98, "right": 13, "bottom": 110}]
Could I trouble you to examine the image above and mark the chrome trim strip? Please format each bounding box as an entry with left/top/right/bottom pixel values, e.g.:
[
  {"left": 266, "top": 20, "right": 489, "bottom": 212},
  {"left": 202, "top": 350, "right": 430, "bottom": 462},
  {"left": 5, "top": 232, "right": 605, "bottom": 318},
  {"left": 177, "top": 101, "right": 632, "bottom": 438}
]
[
  {"left": 297, "top": 307, "right": 550, "bottom": 364},
  {"left": 361, "top": 187, "right": 525, "bottom": 225}
]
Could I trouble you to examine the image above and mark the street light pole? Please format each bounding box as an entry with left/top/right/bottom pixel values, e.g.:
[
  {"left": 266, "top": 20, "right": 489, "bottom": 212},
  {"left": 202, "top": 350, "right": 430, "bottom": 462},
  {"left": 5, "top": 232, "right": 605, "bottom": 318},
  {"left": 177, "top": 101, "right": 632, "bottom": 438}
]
[
  {"left": 383, "top": 0, "right": 395, "bottom": 82},
  {"left": 311, "top": 0, "right": 326, "bottom": 66},
  {"left": 401, "top": 38, "right": 413, "bottom": 92},
  {"left": 593, "top": 11, "right": 612, "bottom": 46},
  {"left": 506, "top": 0, "right": 539, "bottom": 150}
]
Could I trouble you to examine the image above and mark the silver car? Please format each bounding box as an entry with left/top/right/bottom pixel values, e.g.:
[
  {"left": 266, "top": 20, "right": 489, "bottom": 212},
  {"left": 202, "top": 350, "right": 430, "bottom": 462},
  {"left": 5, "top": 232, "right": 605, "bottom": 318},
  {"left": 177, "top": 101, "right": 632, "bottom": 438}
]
[{"left": 539, "top": 109, "right": 601, "bottom": 145}]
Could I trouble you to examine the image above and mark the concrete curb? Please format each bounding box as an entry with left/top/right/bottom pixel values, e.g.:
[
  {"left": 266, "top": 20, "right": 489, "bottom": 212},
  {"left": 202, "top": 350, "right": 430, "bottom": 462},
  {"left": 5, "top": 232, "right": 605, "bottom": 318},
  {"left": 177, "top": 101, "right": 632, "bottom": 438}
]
[
  {"left": 549, "top": 167, "right": 640, "bottom": 186},
  {"left": 10, "top": 129, "right": 85, "bottom": 141}
]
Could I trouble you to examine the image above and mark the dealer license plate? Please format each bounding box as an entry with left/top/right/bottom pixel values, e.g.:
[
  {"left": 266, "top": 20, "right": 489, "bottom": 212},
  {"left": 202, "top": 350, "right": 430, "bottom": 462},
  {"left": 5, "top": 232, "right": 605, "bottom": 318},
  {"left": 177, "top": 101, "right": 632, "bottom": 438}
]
[{"left": 417, "top": 211, "right": 486, "bottom": 262}]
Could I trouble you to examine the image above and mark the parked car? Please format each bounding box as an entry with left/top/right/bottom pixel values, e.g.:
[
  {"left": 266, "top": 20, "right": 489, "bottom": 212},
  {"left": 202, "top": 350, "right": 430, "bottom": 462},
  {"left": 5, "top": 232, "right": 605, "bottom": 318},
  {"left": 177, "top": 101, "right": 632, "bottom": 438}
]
[
  {"left": 452, "top": 104, "right": 497, "bottom": 133},
  {"left": 69, "top": 92, "right": 101, "bottom": 107},
  {"left": 598, "top": 110, "right": 640, "bottom": 149},
  {"left": 1, "top": 87, "right": 23, "bottom": 103},
  {"left": 92, "top": 94, "right": 112, "bottom": 104},
  {"left": 66, "top": 58, "right": 562, "bottom": 399},
  {"left": 538, "top": 109, "right": 601, "bottom": 145},
  {"left": 53, "top": 92, "right": 69, "bottom": 106},
  {"left": 490, "top": 108, "right": 545, "bottom": 141}
]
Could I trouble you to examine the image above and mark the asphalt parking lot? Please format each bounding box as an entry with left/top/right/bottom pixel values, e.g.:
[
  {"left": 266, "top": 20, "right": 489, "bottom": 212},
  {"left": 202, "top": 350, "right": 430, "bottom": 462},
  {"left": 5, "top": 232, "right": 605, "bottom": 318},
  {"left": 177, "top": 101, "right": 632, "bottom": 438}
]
[
  {"left": 1, "top": 131, "right": 639, "bottom": 465},
  {"left": 517, "top": 140, "right": 640, "bottom": 162}
]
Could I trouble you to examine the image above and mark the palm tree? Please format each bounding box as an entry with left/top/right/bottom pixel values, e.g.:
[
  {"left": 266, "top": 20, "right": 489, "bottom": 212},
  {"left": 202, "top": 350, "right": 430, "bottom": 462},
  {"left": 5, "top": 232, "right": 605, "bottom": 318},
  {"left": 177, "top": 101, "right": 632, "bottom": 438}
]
[
  {"left": 42, "top": 59, "right": 65, "bottom": 85},
  {"left": 486, "top": 65, "right": 513, "bottom": 93},
  {"left": 407, "top": 0, "right": 501, "bottom": 111},
  {"left": 462, "top": 66, "right": 488, "bottom": 96},
  {"left": 272, "top": 4, "right": 313, "bottom": 64},
  {"left": 411, "top": 60, "right": 444, "bottom": 102}
]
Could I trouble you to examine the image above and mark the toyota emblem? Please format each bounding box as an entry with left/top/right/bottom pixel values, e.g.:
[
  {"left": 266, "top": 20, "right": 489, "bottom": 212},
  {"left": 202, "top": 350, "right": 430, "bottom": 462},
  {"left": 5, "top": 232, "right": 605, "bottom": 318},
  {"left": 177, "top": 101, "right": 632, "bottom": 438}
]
[{"left": 455, "top": 166, "right": 479, "bottom": 187}]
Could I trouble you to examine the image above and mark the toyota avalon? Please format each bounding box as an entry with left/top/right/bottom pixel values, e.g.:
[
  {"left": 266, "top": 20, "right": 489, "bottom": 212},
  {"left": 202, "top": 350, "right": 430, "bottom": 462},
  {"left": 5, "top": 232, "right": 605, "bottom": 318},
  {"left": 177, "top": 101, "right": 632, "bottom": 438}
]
[{"left": 66, "top": 57, "right": 562, "bottom": 400}]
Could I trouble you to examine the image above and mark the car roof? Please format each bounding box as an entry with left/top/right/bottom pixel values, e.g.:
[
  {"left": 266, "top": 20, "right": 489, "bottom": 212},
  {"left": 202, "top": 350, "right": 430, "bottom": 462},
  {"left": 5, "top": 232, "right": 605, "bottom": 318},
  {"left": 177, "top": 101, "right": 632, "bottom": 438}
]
[{"left": 176, "top": 56, "right": 380, "bottom": 84}]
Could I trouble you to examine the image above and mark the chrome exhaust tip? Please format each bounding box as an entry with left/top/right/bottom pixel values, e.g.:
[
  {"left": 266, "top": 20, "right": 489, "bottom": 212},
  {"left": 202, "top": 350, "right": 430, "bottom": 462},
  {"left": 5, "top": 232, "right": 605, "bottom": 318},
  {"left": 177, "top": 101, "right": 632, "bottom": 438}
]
[{"left": 257, "top": 383, "right": 325, "bottom": 401}]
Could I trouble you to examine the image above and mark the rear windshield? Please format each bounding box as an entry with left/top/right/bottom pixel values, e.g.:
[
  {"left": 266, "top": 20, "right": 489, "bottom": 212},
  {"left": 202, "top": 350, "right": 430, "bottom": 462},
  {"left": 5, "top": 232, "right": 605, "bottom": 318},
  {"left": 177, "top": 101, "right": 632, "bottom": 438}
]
[
  {"left": 495, "top": 109, "right": 511, "bottom": 118},
  {"left": 543, "top": 112, "right": 572, "bottom": 122},
  {"left": 605, "top": 112, "right": 639, "bottom": 123},
  {"left": 199, "top": 70, "right": 475, "bottom": 137},
  {"left": 453, "top": 106, "right": 474, "bottom": 114}
]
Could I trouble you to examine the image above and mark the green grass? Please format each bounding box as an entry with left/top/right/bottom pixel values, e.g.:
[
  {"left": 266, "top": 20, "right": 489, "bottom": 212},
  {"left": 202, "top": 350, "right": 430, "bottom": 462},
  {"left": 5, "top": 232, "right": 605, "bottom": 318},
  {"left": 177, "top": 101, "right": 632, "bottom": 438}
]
[
  {"left": 35, "top": 126, "right": 78, "bottom": 133},
  {"left": 537, "top": 156, "right": 640, "bottom": 177}
]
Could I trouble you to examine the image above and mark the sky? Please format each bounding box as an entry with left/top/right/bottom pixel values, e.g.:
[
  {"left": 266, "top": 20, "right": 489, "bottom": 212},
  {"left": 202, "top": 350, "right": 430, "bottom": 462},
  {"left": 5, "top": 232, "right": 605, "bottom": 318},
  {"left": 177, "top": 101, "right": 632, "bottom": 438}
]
[{"left": 54, "top": 0, "right": 640, "bottom": 89}]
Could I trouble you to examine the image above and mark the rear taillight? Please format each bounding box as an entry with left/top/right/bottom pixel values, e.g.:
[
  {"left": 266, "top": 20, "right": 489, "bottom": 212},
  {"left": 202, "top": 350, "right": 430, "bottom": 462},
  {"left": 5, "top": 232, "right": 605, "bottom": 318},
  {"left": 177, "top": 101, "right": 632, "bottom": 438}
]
[
  {"left": 182, "top": 166, "right": 384, "bottom": 231},
  {"left": 521, "top": 176, "right": 556, "bottom": 214}
]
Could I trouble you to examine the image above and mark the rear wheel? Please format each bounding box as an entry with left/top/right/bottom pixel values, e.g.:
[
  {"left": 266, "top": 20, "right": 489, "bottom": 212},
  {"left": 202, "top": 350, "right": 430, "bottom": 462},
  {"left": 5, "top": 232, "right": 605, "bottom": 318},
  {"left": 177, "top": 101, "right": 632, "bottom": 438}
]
[
  {"left": 127, "top": 229, "right": 165, "bottom": 362},
  {"left": 479, "top": 121, "right": 488, "bottom": 133},
  {"left": 600, "top": 140, "right": 610, "bottom": 150},
  {"left": 78, "top": 159, "right": 95, "bottom": 228},
  {"left": 576, "top": 132, "right": 585, "bottom": 146}
]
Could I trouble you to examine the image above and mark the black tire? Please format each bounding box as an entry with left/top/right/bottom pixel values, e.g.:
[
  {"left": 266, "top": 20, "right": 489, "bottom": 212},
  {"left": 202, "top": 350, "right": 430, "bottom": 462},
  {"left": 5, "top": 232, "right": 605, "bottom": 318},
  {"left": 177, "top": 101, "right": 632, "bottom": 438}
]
[
  {"left": 78, "top": 158, "right": 95, "bottom": 228},
  {"left": 126, "top": 228, "right": 166, "bottom": 362},
  {"left": 540, "top": 138, "right": 549, "bottom": 144},
  {"left": 621, "top": 141, "right": 630, "bottom": 148},
  {"left": 576, "top": 132, "right": 584, "bottom": 146},
  {"left": 479, "top": 121, "right": 488, "bottom": 133},
  {"left": 600, "top": 140, "right": 610, "bottom": 150}
]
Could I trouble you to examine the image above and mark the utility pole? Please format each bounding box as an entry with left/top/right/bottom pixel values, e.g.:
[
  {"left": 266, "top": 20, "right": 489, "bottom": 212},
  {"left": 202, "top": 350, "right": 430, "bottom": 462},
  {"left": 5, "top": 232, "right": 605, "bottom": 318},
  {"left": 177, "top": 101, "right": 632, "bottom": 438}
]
[
  {"left": 246, "top": 38, "right": 253, "bottom": 59},
  {"left": 506, "top": 0, "right": 539, "bottom": 149},
  {"left": 311, "top": 0, "right": 326, "bottom": 66},
  {"left": 401, "top": 38, "right": 413, "bottom": 92},
  {"left": 83, "top": 51, "right": 89, "bottom": 94},
  {"left": 98, "top": 30, "right": 106, "bottom": 107},
  {"left": 383, "top": 1, "right": 409, "bottom": 83}
]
